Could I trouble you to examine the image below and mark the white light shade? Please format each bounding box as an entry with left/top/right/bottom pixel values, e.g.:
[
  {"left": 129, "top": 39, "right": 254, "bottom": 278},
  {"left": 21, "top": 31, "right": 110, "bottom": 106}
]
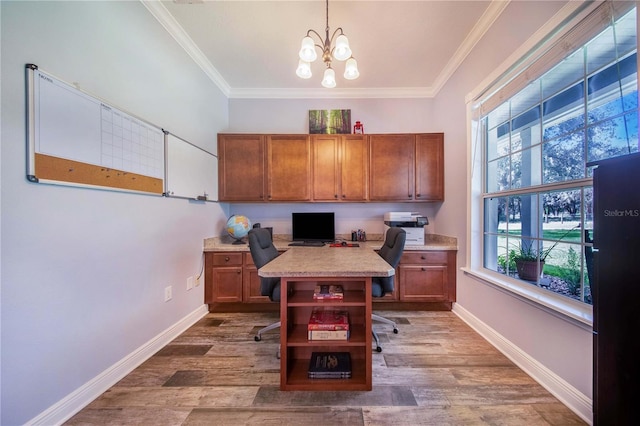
[
  {"left": 321, "top": 67, "right": 336, "bottom": 88},
  {"left": 343, "top": 57, "right": 359, "bottom": 80},
  {"left": 332, "top": 34, "right": 352, "bottom": 61},
  {"left": 299, "top": 36, "right": 317, "bottom": 62},
  {"left": 296, "top": 60, "right": 312, "bottom": 79}
]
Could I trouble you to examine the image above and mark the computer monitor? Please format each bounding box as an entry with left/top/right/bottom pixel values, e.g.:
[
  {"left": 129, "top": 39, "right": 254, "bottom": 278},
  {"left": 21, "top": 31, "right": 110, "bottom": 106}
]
[{"left": 291, "top": 212, "right": 335, "bottom": 242}]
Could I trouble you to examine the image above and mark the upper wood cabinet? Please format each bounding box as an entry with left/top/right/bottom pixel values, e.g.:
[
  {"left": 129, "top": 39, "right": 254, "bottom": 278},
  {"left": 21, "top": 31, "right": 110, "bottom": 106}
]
[
  {"left": 266, "top": 135, "right": 311, "bottom": 201},
  {"left": 415, "top": 133, "right": 444, "bottom": 201},
  {"left": 312, "top": 134, "right": 368, "bottom": 201},
  {"left": 369, "top": 133, "right": 444, "bottom": 202},
  {"left": 218, "top": 133, "right": 443, "bottom": 203},
  {"left": 369, "top": 134, "right": 415, "bottom": 201},
  {"left": 218, "top": 134, "right": 266, "bottom": 201}
]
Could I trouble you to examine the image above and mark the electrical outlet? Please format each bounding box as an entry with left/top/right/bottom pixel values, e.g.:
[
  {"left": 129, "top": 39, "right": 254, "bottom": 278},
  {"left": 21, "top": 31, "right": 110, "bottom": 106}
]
[
  {"left": 187, "top": 276, "right": 194, "bottom": 291},
  {"left": 164, "top": 285, "right": 172, "bottom": 302}
]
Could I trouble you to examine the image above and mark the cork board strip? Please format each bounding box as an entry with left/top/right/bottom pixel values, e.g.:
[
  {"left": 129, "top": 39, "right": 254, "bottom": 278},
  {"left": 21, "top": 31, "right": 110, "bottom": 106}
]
[{"left": 34, "top": 153, "right": 163, "bottom": 194}]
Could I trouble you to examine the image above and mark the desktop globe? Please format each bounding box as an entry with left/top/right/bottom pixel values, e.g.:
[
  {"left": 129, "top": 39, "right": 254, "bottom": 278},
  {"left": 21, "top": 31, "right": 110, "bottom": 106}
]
[{"left": 226, "top": 215, "right": 252, "bottom": 244}]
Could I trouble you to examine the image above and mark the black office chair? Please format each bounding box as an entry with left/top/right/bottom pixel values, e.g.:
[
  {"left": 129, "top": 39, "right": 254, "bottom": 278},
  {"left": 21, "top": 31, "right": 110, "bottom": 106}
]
[
  {"left": 372, "top": 227, "right": 406, "bottom": 352},
  {"left": 248, "top": 228, "right": 281, "bottom": 347}
]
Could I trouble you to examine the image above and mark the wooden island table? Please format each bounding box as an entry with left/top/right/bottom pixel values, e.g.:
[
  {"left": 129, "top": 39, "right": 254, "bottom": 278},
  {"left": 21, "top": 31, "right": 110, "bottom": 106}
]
[{"left": 258, "top": 245, "right": 394, "bottom": 391}]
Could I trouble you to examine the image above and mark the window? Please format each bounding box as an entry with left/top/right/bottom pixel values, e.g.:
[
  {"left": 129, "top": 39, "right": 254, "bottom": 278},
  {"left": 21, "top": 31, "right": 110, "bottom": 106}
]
[{"left": 471, "top": 3, "right": 637, "bottom": 314}]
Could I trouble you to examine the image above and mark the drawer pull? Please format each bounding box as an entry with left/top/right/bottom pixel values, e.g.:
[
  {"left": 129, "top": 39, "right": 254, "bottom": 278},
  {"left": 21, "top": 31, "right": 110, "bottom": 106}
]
[
  {"left": 421, "top": 256, "right": 426, "bottom": 260},
  {"left": 225, "top": 256, "right": 230, "bottom": 262}
]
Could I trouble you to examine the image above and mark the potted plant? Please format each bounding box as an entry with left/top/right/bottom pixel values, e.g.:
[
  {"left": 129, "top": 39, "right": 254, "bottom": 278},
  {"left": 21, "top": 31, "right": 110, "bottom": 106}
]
[
  {"left": 511, "top": 225, "right": 579, "bottom": 281},
  {"left": 513, "top": 240, "right": 552, "bottom": 281}
]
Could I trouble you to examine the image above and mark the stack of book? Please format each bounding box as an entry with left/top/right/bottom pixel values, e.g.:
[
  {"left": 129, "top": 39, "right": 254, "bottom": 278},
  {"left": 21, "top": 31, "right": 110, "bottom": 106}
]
[
  {"left": 308, "top": 352, "right": 352, "bottom": 379},
  {"left": 312, "top": 284, "right": 344, "bottom": 301},
  {"left": 307, "top": 308, "right": 350, "bottom": 340}
]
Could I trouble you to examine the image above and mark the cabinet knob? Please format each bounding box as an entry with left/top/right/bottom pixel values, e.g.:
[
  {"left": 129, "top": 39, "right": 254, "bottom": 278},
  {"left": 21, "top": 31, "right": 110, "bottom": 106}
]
[
  {"left": 408, "top": 194, "right": 412, "bottom": 198},
  {"left": 422, "top": 267, "right": 427, "bottom": 271},
  {"left": 225, "top": 256, "right": 230, "bottom": 262},
  {"left": 417, "top": 193, "right": 421, "bottom": 197},
  {"left": 421, "top": 256, "right": 426, "bottom": 260},
  {"left": 334, "top": 194, "right": 338, "bottom": 198}
]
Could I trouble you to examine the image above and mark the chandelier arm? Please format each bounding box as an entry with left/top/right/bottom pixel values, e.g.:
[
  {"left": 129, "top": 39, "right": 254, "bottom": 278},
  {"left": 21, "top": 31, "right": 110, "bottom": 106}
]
[
  {"left": 328, "top": 27, "right": 345, "bottom": 46},
  {"left": 305, "top": 29, "right": 325, "bottom": 51}
]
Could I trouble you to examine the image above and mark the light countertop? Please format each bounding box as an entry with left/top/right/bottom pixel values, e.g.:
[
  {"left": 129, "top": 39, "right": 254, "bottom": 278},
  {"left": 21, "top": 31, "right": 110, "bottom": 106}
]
[
  {"left": 203, "top": 233, "right": 458, "bottom": 252},
  {"left": 258, "top": 246, "right": 395, "bottom": 278}
]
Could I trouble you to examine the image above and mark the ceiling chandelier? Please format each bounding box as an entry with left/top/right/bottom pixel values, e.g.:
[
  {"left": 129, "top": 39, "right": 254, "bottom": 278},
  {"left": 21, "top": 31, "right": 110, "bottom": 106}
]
[{"left": 295, "top": 0, "right": 359, "bottom": 88}]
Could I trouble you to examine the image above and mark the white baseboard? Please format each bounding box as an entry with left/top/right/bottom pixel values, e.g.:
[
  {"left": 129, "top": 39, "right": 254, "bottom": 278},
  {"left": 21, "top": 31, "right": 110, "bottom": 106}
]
[
  {"left": 452, "top": 303, "right": 593, "bottom": 425},
  {"left": 26, "top": 304, "right": 209, "bottom": 426}
]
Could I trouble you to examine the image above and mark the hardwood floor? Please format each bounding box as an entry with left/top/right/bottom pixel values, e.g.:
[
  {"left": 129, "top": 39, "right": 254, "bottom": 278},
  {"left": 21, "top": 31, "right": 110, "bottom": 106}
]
[{"left": 66, "top": 311, "right": 586, "bottom": 425}]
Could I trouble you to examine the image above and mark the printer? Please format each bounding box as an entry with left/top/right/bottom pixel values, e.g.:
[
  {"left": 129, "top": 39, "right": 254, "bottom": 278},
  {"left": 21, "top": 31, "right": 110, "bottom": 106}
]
[{"left": 384, "top": 212, "right": 429, "bottom": 245}]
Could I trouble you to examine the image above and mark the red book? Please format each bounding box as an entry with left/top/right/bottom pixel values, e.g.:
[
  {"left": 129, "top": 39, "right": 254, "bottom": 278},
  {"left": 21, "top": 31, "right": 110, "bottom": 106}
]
[{"left": 308, "top": 309, "right": 350, "bottom": 331}]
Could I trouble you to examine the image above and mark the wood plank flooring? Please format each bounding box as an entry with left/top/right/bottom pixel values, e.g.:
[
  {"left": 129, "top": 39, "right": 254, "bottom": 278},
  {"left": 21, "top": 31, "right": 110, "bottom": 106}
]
[{"left": 65, "top": 311, "right": 586, "bottom": 425}]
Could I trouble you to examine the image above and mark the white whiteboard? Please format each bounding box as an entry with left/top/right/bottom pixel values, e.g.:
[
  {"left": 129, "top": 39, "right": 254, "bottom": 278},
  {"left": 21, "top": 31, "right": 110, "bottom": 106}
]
[
  {"left": 26, "top": 65, "right": 165, "bottom": 194},
  {"left": 165, "top": 133, "right": 217, "bottom": 201}
]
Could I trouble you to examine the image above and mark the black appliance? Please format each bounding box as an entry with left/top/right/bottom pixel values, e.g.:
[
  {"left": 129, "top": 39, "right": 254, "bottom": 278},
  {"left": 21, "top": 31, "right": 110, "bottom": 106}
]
[{"left": 592, "top": 153, "right": 640, "bottom": 425}]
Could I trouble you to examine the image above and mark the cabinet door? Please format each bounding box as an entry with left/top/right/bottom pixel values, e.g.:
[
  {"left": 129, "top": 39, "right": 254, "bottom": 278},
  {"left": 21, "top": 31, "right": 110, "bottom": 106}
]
[
  {"left": 415, "top": 133, "right": 444, "bottom": 201},
  {"left": 399, "top": 265, "right": 448, "bottom": 302},
  {"left": 369, "top": 134, "right": 415, "bottom": 201},
  {"left": 267, "top": 135, "right": 311, "bottom": 201},
  {"left": 341, "top": 135, "right": 368, "bottom": 201},
  {"left": 212, "top": 267, "right": 243, "bottom": 302},
  {"left": 243, "top": 252, "right": 271, "bottom": 303},
  {"left": 218, "top": 134, "right": 265, "bottom": 201},
  {"left": 312, "top": 135, "right": 340, "bottom": 201}
]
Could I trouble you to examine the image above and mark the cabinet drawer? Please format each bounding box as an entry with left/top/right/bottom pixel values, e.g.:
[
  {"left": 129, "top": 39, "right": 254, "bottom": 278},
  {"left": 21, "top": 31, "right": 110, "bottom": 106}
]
[
  {"left": 401, "top": 251, "right": 448, "bottom": 264},
  {"left": 245, "top": 251, "right": 283, "bottom": 267},
  {"left": 211, "top": 252, "right": 243, "bottom": 266}
]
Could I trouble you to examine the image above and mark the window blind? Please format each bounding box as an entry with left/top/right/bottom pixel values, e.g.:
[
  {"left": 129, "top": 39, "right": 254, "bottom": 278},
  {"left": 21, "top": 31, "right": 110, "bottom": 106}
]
[{"left": 474, "top": 0, "right": 636, "bottom": 117}]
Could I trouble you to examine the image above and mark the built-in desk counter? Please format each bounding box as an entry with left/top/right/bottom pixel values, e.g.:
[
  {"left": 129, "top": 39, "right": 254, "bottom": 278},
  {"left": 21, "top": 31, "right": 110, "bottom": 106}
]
[
  {"left": 203, "top": 233, "right": 458, "bottom": 252},
  {"left": 203, "top": 234, "right": 458, "bottom": 311}
]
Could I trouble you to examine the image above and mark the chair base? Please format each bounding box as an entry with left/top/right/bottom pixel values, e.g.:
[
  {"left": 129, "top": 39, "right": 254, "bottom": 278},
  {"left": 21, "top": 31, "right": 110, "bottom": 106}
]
[
  {"left": 372, "top": 313, "right": 398, "bottom": 353},
  {"left": 254, "top": 320, "right": 281, "bottom": 341},
  {"left": 254, "top": 321, "right": 281, "bottom": 358}
]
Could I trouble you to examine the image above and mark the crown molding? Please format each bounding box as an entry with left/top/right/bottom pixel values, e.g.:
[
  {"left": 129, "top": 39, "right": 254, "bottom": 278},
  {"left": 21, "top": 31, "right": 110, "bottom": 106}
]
[
  {"left": 432, "top": 0, "right": 510, "bottom": 96},
  {"left": 140, "top": 0, "right": 232, "bottom": 97},
  {"left": 142, "top": 0, "right": 506, "bottom": 100}
]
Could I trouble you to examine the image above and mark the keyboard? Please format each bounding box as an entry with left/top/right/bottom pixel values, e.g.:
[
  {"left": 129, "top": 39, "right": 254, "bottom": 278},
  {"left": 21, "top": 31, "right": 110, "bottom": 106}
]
[{"left": 288, "top": 241, "right": 326, "bottom": 247}]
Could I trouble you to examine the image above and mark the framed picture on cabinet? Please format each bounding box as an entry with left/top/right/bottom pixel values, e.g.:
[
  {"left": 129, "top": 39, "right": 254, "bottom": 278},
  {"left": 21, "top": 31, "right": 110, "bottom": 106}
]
[{"left": 309, "top": 109, "right": 351, "bottom": 134}]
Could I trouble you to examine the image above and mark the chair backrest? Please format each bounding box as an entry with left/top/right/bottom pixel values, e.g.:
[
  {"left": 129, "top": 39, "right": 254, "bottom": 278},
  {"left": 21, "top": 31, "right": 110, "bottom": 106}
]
[
  {"left": 248, "top": 228, "right": 279, "bottom": 268},
  {"left": 372, "top": 227, "right": 406, "bottom": 297},
  {"left": 378, "top": 227, "right": 406, "bottom": 268},
  {"left": 248, "top": 228, "right": 281, "bottom": 300}
]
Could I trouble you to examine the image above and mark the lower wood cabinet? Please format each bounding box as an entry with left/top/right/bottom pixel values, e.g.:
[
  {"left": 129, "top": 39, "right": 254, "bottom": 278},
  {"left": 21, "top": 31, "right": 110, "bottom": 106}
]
[
  {"left": 205, "top": 251, "right": 274, "bottom": 305},
  {"left": 371, "top": 250, "right": 456, "bottom": 305},
  {"left": 206, "top": 249, "right": 456, "bottom": 311},
  {"left": 398, "top": 251, "right": 456, "bottom": 303}
]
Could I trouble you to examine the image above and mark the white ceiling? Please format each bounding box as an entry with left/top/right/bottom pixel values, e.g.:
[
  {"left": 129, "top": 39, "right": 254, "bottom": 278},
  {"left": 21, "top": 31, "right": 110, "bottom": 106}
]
[{"left": 143, "top": 0, "right": 509, "bottom": 99}]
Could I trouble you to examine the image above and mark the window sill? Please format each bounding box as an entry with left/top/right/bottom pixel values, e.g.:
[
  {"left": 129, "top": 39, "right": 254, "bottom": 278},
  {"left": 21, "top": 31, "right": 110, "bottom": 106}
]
[{"left": 461, "top": 267, "right": 593, "bottom": 329}]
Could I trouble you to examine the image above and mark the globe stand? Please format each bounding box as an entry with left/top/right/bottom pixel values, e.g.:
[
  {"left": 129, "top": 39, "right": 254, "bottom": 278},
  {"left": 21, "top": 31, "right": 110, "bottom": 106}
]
[{"left": 231, "top": 237, "right": 245, "bottom": 245}]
